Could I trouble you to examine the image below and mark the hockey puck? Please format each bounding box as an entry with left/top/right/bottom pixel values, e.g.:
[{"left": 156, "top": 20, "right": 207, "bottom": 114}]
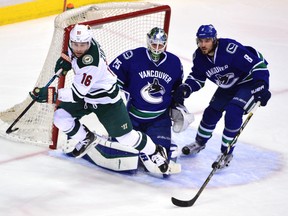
[
  {"left": 212, "top": 162, "right": 219, "bottom": 169},
  {"left": 182, "top": 146, "right": 191, "bottom": 155}
]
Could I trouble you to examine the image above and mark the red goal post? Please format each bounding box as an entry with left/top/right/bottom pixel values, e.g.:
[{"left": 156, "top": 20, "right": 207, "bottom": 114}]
[{"left": 0, "top": 2, "right": 171, "bottom": 149}]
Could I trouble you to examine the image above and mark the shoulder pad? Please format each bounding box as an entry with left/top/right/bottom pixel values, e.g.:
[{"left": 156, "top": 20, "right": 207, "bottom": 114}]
[{"left": 77, "top": 43, "right": 100, "bottom": 68}]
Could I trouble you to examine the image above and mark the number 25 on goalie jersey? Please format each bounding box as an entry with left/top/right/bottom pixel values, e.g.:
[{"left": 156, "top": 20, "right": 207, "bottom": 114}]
[{"left": 109, "top": 47, "right": 183, "bottom": 122}]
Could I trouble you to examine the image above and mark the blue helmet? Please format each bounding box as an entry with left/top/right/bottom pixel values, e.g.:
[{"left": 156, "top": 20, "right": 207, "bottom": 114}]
[{"left": 196, "top": 24, "right": 217, "bottom": 39}]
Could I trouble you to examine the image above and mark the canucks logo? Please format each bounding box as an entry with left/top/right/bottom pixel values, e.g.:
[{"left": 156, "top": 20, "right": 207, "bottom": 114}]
[
  {"left": 140, "top": 78, "right": 165, "bottom": 104},
  {"left": 215, "top": 73, "right": 239, "bottom": 88}
]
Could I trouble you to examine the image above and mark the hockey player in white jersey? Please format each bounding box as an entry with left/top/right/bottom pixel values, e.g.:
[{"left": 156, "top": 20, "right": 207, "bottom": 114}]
[{"left": 30, "top": 24, "right": 168, "bottom": 173}]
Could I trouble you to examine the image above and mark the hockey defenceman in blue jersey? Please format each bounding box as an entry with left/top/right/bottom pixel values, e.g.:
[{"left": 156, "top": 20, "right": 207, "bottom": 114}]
[
  {"left": 173, "top": 24, "right": 271, "bottom": 169},
  {"left": 109, "top": 27, "right": 185, "bottom": 172}
]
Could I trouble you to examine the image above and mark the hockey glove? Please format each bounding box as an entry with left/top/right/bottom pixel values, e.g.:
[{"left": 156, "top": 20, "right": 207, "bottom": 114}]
[
  {"left": 54, "top": 53, "right": 72, "bottom": 75},
  {"left": 29, "top": 87, "right": 57, "bottom": 104},
  {"left": 173, "top": 83, "right": 192, "bottom": 104},
  {"left": 251, "top": 81, "right": 271, "bottom": 106}
]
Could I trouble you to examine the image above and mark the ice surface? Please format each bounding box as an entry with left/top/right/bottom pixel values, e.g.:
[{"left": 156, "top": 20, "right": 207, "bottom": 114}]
[{"left": 0, "top": 0, "right": 287, "bottom": 215}]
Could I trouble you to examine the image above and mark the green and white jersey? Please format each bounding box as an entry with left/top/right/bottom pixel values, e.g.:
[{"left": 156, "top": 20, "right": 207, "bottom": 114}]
[{"left": 67, "top": 39, "right": 121, "bottom": 105}]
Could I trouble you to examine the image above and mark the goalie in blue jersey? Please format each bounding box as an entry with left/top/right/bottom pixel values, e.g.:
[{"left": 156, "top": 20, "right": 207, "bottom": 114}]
[
  {"left": 173, "top": 24, "right": 271, "bottom": 169},
  {"left": 109, "top": 27, "right": 191, "bottom": 174}
]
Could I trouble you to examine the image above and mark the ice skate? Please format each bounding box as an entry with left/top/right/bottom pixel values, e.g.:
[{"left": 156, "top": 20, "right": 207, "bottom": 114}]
[
  {"left": 72, "top": 127, "right": 97, "bottom": 158},
  {"left": 150, "top": 145, "right": 169, "bottom": 173},
  {"left": 182, "top": 142, "right": 205, "bottom": 155},
  {"left": 212, "top": 153, "right": 233, "bottom": 169}
]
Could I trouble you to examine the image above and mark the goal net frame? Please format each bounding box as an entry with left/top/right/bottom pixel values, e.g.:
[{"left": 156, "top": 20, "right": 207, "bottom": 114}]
[{"left": 0, "top": 2, "right": 171, "bottom": 150}]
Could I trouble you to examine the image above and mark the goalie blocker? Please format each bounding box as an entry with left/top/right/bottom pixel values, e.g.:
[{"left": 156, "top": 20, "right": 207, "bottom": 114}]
[{"left": 62, "top": 133, "right": 181, "bottom": 175}]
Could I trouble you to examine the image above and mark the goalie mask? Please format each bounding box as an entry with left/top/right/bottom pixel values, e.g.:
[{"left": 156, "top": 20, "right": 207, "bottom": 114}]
[
  {"left": 171, "top": 104, "right": 194, "bottom": 133},
  {"left": 146, "top": 27, "right": 168, "bottom": 62},
  {"left": 69, "top": 24, "right": 93, "bottom": 57}
]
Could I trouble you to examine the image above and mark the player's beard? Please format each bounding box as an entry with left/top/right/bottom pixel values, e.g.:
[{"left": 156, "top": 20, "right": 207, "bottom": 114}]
[
  {"left": 200, "top": 46, "right": 213, "bottom": 55},
  {"left": 74, "top": 52, "right": 84, "bottom": 58}
]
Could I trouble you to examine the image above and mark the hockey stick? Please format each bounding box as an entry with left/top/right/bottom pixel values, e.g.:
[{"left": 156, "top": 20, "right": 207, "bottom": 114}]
[
  {"left": 6, "top": 69, "right": 63, "bottom": 134},
  {"left": 171, "top": 101, "right": 261, "bottom": 207}
]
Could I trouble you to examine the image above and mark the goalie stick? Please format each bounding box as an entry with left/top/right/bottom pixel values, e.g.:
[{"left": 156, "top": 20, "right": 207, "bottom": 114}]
[
  {"left": 171, "top": 101, "right": 261, "bottom": 207},
  {"left": 6, "top": 69, "right": 64, "bottom": 134}
]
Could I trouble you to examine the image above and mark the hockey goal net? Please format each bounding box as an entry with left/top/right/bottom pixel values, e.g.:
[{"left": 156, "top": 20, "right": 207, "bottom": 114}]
[{"left": 0, "top": 2, "right": 171, "bottom": 149}]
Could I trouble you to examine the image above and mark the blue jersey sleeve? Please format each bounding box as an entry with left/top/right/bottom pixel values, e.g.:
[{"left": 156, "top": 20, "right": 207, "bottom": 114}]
[
  {"left": 185, "top": 50, "right": 207, "bottom": 92},
  {"left": 244, "top": 46, "right": 270, "bottom": 85}
]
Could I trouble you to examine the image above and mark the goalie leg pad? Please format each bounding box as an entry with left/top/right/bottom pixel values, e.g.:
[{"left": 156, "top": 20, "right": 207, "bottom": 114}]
[
  {"left": 62, "top": 134, "right": 139, "bottom": 172},
  {"left": 86, "top": 143, "right": 139, "bottom": 172}
]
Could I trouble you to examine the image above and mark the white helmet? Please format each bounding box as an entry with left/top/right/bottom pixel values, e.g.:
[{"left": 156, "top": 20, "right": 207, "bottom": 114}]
[
  {"left": 146, "top": 27, "right": 167, "bottom": 62},
  {"left": 69, "top": 24, "right": 92, "bottom": 45}
]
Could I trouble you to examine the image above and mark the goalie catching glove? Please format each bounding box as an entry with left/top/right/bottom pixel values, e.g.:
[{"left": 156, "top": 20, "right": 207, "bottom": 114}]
[
  {"left": 29, "top": 87, "right": 57, "bottom": 104},
  {"left": 170, "top": 104, "right": 194, "bottom": 133}
]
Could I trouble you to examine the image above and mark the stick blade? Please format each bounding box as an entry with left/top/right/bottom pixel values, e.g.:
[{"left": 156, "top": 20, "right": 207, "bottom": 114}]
[
  {"left": 171, "top": 196, "right": 196, "bottom": 207},
  {"left": 6, "top": 127, "right": 19, "bottom": 134}
]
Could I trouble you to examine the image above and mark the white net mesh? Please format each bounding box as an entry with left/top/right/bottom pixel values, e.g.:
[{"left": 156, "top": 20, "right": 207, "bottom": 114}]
[{"left": 0, "top": 2, "right": 170, "bottom": 148}]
